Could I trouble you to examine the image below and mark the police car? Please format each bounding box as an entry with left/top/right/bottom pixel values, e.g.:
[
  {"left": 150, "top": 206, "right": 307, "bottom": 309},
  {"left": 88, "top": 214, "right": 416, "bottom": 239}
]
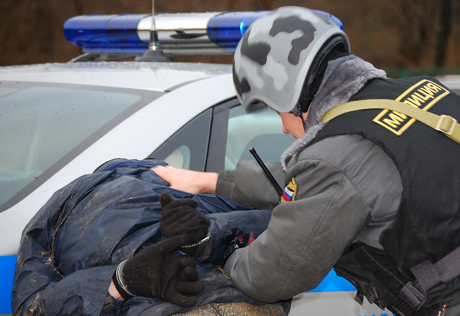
[{"left": 0, "top": 10, "right": 402, "bottom": 316}]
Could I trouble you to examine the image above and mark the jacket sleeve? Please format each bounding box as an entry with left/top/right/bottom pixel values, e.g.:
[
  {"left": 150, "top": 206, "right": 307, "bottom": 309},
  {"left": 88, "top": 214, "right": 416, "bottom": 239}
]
[
  {"left": 222, "top": 135, "right": 403, "bottom": 302},
  {"left": 12, "top": 172, "right": 119, "bottom": 316},
  {"left": 216, "top": 161, "right": 285, "bottom": 209},
  {"left": 189, "top": 161, "right": 284, "bottom": 265},
  {"left": 201, "top": 208, "right": 272, "bottom": 266}
]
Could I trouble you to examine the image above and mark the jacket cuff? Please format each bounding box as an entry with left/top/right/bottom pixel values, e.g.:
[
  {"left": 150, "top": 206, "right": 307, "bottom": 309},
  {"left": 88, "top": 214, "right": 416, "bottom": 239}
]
[{"left": 216, "top": 170, "right": 236, "bottom": 199}]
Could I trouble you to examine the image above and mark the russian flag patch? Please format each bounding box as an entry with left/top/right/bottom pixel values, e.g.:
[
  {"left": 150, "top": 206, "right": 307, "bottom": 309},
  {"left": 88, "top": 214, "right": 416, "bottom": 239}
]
[{"left": 280, "top": 178, "right": 297, "bottom": 203}]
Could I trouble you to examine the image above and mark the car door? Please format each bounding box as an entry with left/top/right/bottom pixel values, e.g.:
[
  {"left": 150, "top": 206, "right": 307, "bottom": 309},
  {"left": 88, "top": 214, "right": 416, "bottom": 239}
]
[
  {"left": 206, "top": 98, "right": 294, "bottom": 172},
  {"left": 149, "top": 98, "right": 294, "bottom": 172}
]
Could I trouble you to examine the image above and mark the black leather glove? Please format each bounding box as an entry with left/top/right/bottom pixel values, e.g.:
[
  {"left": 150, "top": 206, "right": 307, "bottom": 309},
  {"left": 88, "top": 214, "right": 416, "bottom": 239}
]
[
  {"left": 112, "top": 235, "right": 203, "bottom": 306},
  {"left": 159, "top": 192, "right": 210, "bottom": 257}
]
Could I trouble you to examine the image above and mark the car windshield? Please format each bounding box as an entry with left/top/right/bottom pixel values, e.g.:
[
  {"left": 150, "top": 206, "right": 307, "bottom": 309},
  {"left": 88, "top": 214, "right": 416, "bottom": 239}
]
[{"left": 0, "top": 82, "right": 159, "bottom": 210}]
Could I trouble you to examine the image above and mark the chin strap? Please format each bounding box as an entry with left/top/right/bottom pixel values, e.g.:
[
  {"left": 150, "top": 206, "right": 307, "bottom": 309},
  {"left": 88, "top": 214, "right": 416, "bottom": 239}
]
[
  {"left": 291, "top": 104, "right": 307, "bottom": 132},
  {"left": 291, "top": 103, "right": 303, "bottom": 117},
  {"left": 299, "top": 112, "right": 306, "bottom": 128}
]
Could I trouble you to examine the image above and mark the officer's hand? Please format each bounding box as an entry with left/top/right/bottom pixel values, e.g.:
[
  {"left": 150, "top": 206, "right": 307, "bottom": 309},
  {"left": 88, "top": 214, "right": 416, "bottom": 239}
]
[
  {"left": 159, "top": 192, "right": 210, "bottom": 257},
  {"left": 112, "top": 235, "right": 203, "bottom": 307},
  {"left": 152, "top": 165, "right": 218, "bottom": 194}
]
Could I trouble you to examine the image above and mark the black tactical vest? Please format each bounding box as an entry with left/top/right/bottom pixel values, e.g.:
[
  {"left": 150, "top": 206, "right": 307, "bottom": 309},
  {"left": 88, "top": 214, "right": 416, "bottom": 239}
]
[{"left": 310, "top": 75, "right": 460, "bottom": 316}]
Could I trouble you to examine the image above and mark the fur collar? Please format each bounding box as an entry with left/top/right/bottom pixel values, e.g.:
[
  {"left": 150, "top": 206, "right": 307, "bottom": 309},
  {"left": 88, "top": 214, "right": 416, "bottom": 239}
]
[{"left": 280, "top": 55, "right": 387, "bottom": 170}]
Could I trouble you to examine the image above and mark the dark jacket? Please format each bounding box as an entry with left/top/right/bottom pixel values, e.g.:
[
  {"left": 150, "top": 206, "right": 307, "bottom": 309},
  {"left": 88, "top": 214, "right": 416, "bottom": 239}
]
[{"left": 12, "top": 159, "right": 279, "bottom": 316}]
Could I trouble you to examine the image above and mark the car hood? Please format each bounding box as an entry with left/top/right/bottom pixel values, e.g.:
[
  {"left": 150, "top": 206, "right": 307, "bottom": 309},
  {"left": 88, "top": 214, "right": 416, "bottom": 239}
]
[{"left": 0, "top": 61, "right": 232, "bottom": 92}]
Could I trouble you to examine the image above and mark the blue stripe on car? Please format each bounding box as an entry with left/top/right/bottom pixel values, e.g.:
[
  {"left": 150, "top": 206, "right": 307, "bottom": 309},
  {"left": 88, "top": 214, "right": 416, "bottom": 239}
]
[
  {"left": 0, "top": 253, "right": 354, "bottom": 315},
  {"left": 309, "top": 269, "right": 355, "bottom": 292},
  {"left": 0, "top": 255, "right": 16, "bottom": 314}
]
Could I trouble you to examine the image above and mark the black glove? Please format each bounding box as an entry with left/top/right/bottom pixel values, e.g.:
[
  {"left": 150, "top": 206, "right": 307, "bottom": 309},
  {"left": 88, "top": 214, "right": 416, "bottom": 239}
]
[
  {"left": 112, "top": 235, "right": 203, "bottom": 306},
  {"left": 159, "top": 192, "right": 210, "bottom": 257}
]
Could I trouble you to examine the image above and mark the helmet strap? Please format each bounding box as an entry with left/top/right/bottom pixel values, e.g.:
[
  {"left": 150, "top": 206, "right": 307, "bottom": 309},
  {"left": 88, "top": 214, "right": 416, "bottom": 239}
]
[
  {"left": 291, "top": 104, "right": 306, "bottom": 132},
  {"left": 300, "top": 112, "right": 306, "bottom": 131},
  {"left": 291, "top": 104, "right": 303, "bottom": 117}
]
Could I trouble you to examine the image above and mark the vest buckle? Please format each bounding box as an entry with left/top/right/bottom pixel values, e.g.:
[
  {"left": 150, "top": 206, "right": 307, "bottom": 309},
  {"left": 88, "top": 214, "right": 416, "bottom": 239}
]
[{"left": 436, "top": 115, "right": 457, "bottom": 135}]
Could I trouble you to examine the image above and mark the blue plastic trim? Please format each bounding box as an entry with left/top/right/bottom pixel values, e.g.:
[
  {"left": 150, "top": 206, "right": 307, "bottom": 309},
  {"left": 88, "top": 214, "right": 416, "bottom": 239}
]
[
  {"left": 0, "top": 255, "right": 16, "bottom": 314},
  {"left": 63, "top": 14, "right": 149, "bottom": 53},
  {"left": 312, "top": 10, "right": 344, "bottom": 30},
  {"left": 63, "top": 10, "right": 344, "bottom": 53},
  {"left": 308, "top": 269, "right": 355, "bottom": 292},
  {"left": 207, "top": 11, "right": 269, "bottom": 48}
]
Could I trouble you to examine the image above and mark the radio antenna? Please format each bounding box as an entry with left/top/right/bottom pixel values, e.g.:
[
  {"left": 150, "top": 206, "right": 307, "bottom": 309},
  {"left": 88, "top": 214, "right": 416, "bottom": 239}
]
[
  {"left": 149, "top": 0, "right": 159, "bottom": 51},
  {"left": 256, "top": 0, "right": 264, "bottom": 10},
  {"left": 135, "top": 0, "right": 175, "bottom": 61}
]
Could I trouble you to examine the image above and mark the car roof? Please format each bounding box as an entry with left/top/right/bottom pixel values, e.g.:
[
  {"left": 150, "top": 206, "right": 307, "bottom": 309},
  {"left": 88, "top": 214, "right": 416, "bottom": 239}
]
[{"left": 0, "top": 61, "right": 232, "bottom": 91}]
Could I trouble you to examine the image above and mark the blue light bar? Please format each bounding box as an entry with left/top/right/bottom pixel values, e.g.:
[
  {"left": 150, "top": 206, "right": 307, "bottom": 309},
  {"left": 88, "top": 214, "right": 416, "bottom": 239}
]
[
  {"left": 207, "top": 10, "right": 343, "bottom": 48},
  {"left": 64, "top": 14, "right": 149, "bottom": 53},
  {"left": 312, "top": 10, "right": 344, "bottom": 30},
  {"left": 207, "top": 11, "right": 269, "bottom": 48},
  {"left": 63, "top": 10, "right": 345, "bottom": 54}
]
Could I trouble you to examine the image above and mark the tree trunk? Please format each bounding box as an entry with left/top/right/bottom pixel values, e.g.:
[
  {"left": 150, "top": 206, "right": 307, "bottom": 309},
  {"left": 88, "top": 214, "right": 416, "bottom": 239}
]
[{"left": 435, "top": 0, "right": 452, "bottom": 67}]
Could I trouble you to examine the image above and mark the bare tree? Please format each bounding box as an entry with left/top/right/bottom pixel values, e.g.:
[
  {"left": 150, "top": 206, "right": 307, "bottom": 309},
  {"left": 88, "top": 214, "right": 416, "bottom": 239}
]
[
  {"left": 436, "top": 0, "right": 452, "bottom": 67},
  {"left": 1, "top": 0, "right": 460, "bottom": 71}
]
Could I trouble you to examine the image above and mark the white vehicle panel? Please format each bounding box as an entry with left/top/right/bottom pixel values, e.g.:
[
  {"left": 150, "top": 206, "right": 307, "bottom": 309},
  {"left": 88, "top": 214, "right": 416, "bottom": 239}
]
[
  {"left": 0, "top": 74, "right": 235, "bottom": 256},
  {"left": 290, "top": 292, "right": 393, "bottom": 316},
  {"left": 0, "top": 62, "right": 231, "bottom": 92}
]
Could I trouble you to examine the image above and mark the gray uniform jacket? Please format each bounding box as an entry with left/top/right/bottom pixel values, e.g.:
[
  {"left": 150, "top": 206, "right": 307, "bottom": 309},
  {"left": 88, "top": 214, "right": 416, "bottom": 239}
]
[{"left": 216, "top": 56, "right": 404, "bottom": 303}]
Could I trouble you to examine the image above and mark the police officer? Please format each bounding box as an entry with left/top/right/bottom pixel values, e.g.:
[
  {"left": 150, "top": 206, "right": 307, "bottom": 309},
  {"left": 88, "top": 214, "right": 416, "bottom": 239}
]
[{"left": 154, "top": 6, "right": 460, "bottom": 316}]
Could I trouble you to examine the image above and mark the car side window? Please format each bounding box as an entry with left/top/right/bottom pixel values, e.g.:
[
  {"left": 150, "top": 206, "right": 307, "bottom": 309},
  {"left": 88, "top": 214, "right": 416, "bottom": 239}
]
[
  {"left": 225, "top": 106, "right": 294, "bottom": 170},
  {"left": 148, "top": 109, "right": 212, "bottom": 171},
  {"left": 206, "top": 101, "right": 294, "bottom": 172}
]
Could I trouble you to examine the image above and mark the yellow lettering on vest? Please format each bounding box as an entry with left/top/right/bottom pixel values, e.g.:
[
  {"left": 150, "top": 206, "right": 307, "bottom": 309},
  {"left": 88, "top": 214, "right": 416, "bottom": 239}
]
[
  {"left": 373, "top": 79, "right": 450, "bottom": 136},
  {"left": 393, "top": 111, "right": 407, "bottom": 119},
  {"left": 383, "top": 113, "right": 406, "bottom": 128},
  {"left": 425, "top": 82, "right": 442, "bottom": 93},
  {"left": 417, "top": 87, "right": 434, "bottom": 100},
  {"left": 405, "top": 93, "right": 426, "bottom": 107}
]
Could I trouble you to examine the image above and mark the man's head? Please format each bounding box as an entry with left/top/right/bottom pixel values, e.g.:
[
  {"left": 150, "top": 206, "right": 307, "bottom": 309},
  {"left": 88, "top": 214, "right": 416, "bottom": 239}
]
[{"left": 233, "top": 6, "right": 350, "bottom": 115}]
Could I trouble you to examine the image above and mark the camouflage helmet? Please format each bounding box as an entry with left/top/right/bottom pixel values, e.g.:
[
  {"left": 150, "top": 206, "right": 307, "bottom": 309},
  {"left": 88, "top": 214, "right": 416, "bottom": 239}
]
[{"left": 233, "top": 6, "right": 350, "bottom": 113}]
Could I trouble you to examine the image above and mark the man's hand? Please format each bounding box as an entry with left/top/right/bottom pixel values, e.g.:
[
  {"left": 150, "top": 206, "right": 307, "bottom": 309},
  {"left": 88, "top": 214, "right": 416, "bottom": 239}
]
[
  {"left": 112, "top": 235, "right": 203, "bottom": 307},
  {"left": 152, "top": 165, "right": 218, "bottom": 194},
  {"left": 160, "top": 192, "right": 210, "bottom": 257}
]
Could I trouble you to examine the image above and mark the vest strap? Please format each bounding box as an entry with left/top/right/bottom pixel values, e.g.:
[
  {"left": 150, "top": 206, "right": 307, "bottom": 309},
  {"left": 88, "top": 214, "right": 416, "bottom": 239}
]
[
  {"left": 320, "top": 99, "right": 460, "bottom": 144},
  {"left": 388, "top": 247, "right": 460, "bottom": 315},
  {"left": 411, "top": 246, "right": 460, "bottom": 292},
  {"left": 349, "top": 243, "right": 460, "bottom": 314}
]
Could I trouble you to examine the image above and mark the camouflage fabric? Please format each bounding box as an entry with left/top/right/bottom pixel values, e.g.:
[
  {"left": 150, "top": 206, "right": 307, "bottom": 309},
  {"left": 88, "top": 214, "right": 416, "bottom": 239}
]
[{"left": 233, "top": 6, "right": 349, "bottom": 113}]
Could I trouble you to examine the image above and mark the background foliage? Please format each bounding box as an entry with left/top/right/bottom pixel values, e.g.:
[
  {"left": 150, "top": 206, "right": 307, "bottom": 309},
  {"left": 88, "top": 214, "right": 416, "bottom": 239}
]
[{"left": 1, "top": 0, "right": 460, "bottom": 75}]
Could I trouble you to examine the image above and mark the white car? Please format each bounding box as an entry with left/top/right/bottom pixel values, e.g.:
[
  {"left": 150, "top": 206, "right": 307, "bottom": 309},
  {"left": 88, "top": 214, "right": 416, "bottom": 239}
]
[{"left": 0, "top": 9, "right": 437, "bottom": 316}]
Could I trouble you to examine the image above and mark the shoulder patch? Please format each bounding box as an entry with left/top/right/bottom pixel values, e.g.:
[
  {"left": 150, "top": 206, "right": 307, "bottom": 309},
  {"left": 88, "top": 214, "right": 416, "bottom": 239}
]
[{"left": 280, "top": 178, "right": 297, "bottom": 203}]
